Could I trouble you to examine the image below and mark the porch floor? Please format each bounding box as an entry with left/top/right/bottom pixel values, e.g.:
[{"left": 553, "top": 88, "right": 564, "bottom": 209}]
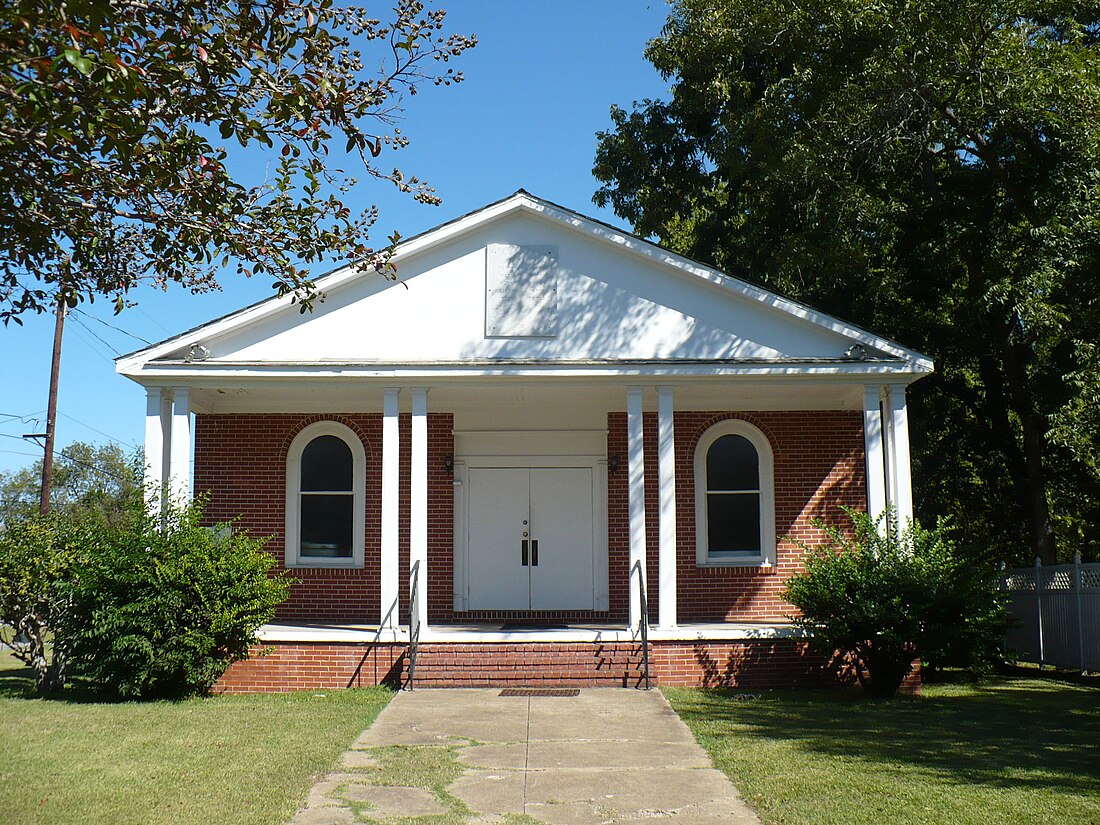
[{"left": 258, "top": 620, "right": 800, "bottom": 644}]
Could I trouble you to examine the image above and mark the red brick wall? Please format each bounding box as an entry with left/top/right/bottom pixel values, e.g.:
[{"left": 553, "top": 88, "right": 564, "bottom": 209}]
[
  {"left": 215, "top": 642, "right": 406, "bottom": 693},
  {"left": 193, "top": 412, "right": 454, "bottom": 624},
  {"left": 196, "top": 408, "right": 862, "bottom": 626},
  {"left": 607, "top": 411, "right": 866, "bottom": 623},
  {"left": 216, "top": 639, "right": 921, "bottom": 692},
  {"left": 650, "top": 642, "right": 920, "bottom": 692},
  {"left": 650, "top": 640, "right": 833, "bottom": 688}
]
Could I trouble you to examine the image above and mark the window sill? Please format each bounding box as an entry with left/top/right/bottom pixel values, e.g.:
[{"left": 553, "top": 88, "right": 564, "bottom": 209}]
[
  {"left": 286, "top": 559, "right": 362, "bottom": 569},
  {"left": 697, "top": 557, "right": 774, "bottom": 570}
]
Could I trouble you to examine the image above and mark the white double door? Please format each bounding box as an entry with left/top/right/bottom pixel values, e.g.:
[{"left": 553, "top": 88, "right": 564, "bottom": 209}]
[{"left": 467, "top": 466, "right": 595, "bottom": 611}]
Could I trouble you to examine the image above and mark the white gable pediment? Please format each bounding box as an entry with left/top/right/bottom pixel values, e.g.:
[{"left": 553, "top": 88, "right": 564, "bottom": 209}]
[{"left": 118, "top": 192, "right": 931, "bottom": 376}]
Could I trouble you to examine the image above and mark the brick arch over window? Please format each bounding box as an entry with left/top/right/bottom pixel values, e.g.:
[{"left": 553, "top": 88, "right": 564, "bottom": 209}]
[
  {"left": 281, "top": 415, "right": 377, "bottom": 465},
  {"left": 683, "top": 413, "right": 781, "bottom": 460}
]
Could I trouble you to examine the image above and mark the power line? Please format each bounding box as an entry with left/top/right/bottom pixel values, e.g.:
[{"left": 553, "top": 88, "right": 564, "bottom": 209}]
[
  {"left": 65, "top": 321, "right": 116, "bottom": 364},
  {"left": 0, "top": 448, "right": 40, "bottom": 459},
  {"left": 0, "top": 435, "right": 131, "bottom": 482},
  {"left": 68, "top": 313, "right": 121, "bottom": 356},
  {"left": 58, "top": 412, "right": 139, "bottom": 449},
  {"left": 0, "top": 413, "right": 136, "bottom": 451},
  {"left": 71, "top": 308, "right": 153, "bottom": 345},
  {"left": 0, "top": 411, "right": 46, "bottom": 424},
  {"left": 55, "top": 449, "right": 131, "bottom": 482},
  {"left": 135, "top": 306, "right": 171, "bottom": 335}
]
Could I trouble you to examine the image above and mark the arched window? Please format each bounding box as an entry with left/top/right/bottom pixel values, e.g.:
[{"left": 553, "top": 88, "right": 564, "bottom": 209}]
[
  {"left": 694, "top": 420, "right": 776, "bottom": 567},
  {"left": 285, "top": 422, "right": 365, "bottom": 567}
]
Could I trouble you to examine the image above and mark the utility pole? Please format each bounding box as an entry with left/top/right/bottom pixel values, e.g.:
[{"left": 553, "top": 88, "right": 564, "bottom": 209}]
[{"left": 39, "top": 300, "right": 66, "bottom": 515}]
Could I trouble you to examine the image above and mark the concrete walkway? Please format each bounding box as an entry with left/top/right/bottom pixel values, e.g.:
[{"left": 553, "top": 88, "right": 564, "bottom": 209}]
[{"left": 290, "top": 688, "right": 760, "bottom": 825}]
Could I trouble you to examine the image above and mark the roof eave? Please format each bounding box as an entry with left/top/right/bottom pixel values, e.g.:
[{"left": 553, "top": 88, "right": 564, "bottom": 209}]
[{"left": 119, "top": 357, "right": 934, "bottom": 385}]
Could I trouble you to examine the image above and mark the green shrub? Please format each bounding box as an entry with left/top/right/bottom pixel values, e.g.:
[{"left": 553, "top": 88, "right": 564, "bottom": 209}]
[
  {"left": 66, "top": 498, "right": 292, "bottom": 698},
  {"left": 0, "top": 513, "right": 102, "bottom": 692},
  {"left": 783, "top": 509, "right": 1012, "bottom": 697}
]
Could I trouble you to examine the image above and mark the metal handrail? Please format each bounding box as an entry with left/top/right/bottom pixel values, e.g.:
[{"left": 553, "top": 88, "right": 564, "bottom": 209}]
[
  {"left": 632, "top": 560, "right": 650, "bottom": 690},
  {"left": 406, "top": 560, "right": 421, "bottom": 690}
]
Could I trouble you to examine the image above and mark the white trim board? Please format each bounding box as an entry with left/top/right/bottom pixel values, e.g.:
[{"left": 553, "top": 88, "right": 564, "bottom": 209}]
[
  {"left": 126, "top": 361, "right": 929, "bottom": 381},
  {"left": 256, "top": 622, "right": 803, "bottom": 643}
]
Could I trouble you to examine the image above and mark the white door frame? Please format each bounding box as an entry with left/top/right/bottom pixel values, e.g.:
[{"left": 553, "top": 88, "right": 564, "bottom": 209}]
[{"left": 452, "top": 430, "right": 609, "bottom": 613}]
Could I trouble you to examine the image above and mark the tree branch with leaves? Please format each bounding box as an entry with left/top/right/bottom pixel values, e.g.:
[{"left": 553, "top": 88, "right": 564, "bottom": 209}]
[
  {"left": 594, "top": 0, "right": 1100, "bottom": 563},
  {"left": 0, "top": 0, "right": 475, "bottom": 321}
]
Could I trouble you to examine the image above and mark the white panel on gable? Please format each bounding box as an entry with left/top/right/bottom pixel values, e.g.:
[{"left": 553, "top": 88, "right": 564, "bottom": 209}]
[{"left": 485, "top": 244, "right": 558, "bottom": 338}]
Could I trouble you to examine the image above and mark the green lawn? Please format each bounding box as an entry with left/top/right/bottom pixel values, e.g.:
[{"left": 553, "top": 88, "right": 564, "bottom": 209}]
[
  {"left": 665, "top": 673, "right": 1100, "bottom": 825},
  {"left": 0, "top": 652, "right": 392, "bottom": 825}
]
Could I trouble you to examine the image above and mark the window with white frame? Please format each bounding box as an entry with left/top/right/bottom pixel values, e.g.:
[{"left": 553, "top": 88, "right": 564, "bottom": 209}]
[
  {"left": 694, "top": 420, "right": 776, "bottom": 566},
  {"left": 285, "top": 422, "right": 365, "bottom": 567}
]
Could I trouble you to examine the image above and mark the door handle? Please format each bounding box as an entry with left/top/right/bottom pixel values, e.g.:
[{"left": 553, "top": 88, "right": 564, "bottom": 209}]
[
  {"left": 521, "top": 539, "right": 529, "bottom": 566},
  {"left": 531, "top": 539, "right": 539, "bottom": 566}
]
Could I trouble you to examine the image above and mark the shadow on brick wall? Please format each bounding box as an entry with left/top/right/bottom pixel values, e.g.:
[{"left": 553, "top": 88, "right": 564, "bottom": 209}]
[{"left": 689, "top": 641, "right": 836, "bottom": 690}]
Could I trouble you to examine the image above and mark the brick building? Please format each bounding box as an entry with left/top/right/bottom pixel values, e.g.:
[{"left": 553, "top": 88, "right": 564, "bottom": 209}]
[{"left": 116, "top": 192, "right": 931, "bottom": 692}]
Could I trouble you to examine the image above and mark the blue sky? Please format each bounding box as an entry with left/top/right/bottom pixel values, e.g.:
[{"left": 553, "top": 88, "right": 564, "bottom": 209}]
[{"left": 0, "top": 0, "right": 672, "bottom": 474}]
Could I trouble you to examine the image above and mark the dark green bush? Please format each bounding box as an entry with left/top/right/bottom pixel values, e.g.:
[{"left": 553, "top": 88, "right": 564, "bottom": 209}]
[
  {"left": 66, "top": 498, "right": 292, "bottom": 698},
  {"left": 784, "top": 508, "right": 1012, "bottom": 697}
]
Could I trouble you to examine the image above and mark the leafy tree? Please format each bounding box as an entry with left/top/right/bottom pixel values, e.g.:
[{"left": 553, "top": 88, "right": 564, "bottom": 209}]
[
  {"left": 65, "top": 497, "right": 292, "bottom": 698},
  {"left": 784, "top": 509, "right": 1012, "bottom": 697},
  {"left": 1, "top": 0, "right": 475, "bottom": 321},
  {"left": 0, "top": 512, "right": 102, "bottom": 692},
  {"left": 0, "top": 441, "right": 141, "bottom": 527},
  {"left": 594, "top": 0, "right": 1100, "bottom": 564}
]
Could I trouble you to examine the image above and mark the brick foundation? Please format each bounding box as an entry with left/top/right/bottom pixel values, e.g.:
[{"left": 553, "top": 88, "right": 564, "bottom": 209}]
[
  {"left": 215, "top": 639, "right": 918, "bottom": 694},
  {"left": 214, "top": 642, "right": 407, "bottom": 693}
]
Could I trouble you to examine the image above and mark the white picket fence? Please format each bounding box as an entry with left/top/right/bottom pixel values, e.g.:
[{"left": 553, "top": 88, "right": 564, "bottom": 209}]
[{"left": 1001, "top": 554, "right": 1100, "bottom": 672}]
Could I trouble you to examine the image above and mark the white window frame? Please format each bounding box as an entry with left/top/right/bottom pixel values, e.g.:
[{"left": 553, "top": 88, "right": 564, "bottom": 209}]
[
  {"left": 285, "top": 421, "right": 366, "bottom": 568},
  {"left": 694, "top": 420, "right": 776, "bottom": 568}
]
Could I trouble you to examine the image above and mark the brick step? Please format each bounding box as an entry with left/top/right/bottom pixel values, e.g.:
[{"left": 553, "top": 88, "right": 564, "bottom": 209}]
[
  {"left": 408, "top": 642, "right": 649, "bottom": 688},
  {"left": 215, "top": 638, "right": 854, "bottom": 694}
]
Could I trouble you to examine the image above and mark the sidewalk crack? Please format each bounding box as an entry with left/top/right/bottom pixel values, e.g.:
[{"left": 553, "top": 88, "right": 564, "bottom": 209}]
[{"left": 522, "top": 696, "right": 532, "bottom": 814}]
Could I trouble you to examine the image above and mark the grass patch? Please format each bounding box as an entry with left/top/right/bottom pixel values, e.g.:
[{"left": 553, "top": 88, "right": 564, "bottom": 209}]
[
  {"left": 665, "top": 674, "right": 1100, "bottom": 825},
  {"left": 362, "top": 744, "right": 468, "bottom": 791},
  {"left": 341, "top": 743, "right": 549, "bottom": 824},
  {"left": 357, "top": 744, "right": 473, "bottom": 822},
  {"left": 0, "top": 651, "right": 392, "bottom": 825}
]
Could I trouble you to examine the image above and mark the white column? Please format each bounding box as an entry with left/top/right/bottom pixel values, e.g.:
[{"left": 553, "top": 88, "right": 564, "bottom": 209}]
[
  {"left": 882, "top": 388, "right": 896, "bottom": 508},
  {"left": 410, "top": 387, "right": 429, "bottom": 631},
  {"left": 380, "top": 388, "right": 401, "bottom": 628},
  {"left": 656, "top": 386, "right": 677, "bottom": 629},
  {"left": 885, "top": 384, "right": 914, "bottom": 529},
  {"left": 168, "top": 387, "right": 191, "bottom": 505},
  {"left": 863, "top": 385, "right": 887, "bottom": 524},
  {"left": 143, "top": 387, "right": 171, "bottom": 509},
  {"left": 627, "top": 386, "right": 647, "bottom": 630}
]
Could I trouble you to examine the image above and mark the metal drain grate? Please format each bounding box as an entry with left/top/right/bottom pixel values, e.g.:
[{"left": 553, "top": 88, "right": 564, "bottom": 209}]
[{"left": 499, "top": 688, "right": 580, "bottom": 697}]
